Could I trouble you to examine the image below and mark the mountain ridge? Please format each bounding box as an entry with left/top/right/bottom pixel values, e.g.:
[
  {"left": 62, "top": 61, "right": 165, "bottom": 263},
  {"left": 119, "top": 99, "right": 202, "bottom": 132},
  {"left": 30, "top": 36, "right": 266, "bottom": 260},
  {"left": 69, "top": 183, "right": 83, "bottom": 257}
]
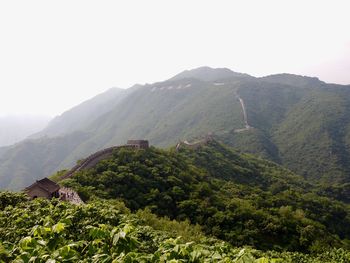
[
  {"left": 170, "top": 66, "right": 252, "bottom": 82},
  {"left": 1, "top": 66, "right": 350, "bottom": 190},
  {"left": 33, "top": 87, "right": 126, "bottom": 138},
  {"left": 58, "top": 140, "right": 350, "bottom": 252},
  {"left": 0, "top": 115, "right": 51, "bottom": 147}
]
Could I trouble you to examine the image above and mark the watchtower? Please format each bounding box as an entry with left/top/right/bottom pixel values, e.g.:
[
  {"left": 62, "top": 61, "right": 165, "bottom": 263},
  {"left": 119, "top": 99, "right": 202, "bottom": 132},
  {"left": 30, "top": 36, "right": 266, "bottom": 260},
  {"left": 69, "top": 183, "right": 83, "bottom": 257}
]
[{"left": 126, "top": 140, "right": 149, "bottom": 149}]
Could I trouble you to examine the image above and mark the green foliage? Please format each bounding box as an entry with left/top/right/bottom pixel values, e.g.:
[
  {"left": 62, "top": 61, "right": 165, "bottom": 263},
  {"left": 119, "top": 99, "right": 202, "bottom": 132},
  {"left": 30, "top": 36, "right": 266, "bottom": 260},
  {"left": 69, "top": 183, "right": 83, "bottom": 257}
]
[
  {"left": 1, "top": 193, "right": 349, "bottom": 262},
  {"left": 272, "top": 88, "right": 350, "bottom": 184},
  {"left": 231, "top": 81, "right": 350, "bottom": 185},
  {"left": 0, "top": 191, "right": 27, "bottom": 210},
  {"left": 2, "top": 69, "right": 350, "bottom": 190},
  {"left": 62, "top": 143, "right": 350, "bottom": 252},
  {"left": 0, "top": 193, "right": 276, "bottom": 262},
  {"left": 136, "top": 208, "right": 204, "bottom": 243},
  {"left": 0, "top": 78, "right": 245, "bottom": 191}
]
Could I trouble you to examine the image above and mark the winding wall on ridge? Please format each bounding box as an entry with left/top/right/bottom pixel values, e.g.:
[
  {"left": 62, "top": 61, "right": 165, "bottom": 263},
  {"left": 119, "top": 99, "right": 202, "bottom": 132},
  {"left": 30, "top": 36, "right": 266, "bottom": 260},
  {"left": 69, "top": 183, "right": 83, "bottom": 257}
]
[
  {"left": 60, "top": 144, "right": 144, "bottom": 180},
  {"left": 234, "top": 91, "right": 253, "bottom": 133},
  {"left": 176, "top": 134, "right": 213, "bottom": 150}
]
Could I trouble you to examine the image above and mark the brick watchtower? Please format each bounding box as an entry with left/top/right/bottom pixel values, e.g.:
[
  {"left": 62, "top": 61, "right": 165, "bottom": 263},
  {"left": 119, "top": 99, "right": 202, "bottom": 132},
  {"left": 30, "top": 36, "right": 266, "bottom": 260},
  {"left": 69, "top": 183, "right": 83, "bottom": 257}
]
[{"left": 126, "top": 140, "right": 149, "bottom": 149}]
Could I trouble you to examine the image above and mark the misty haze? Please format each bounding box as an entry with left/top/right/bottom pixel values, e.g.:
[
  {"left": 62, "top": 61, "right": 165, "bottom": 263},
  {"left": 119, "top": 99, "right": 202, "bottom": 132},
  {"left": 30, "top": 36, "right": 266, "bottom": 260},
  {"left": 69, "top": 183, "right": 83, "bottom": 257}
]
[
  {"left": 0, "top": 115, "right": 50, "bottom": 146},
  {"left": 0, "top": 1, "right": 350, "bottom": 262}
]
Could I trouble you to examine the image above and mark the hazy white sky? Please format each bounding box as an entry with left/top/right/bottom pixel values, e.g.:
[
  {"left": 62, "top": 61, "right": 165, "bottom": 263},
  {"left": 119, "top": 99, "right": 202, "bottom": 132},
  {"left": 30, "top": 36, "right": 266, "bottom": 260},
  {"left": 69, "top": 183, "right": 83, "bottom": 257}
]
[{"left": 0, "top": 0, "right": 349, "bottom": 117}]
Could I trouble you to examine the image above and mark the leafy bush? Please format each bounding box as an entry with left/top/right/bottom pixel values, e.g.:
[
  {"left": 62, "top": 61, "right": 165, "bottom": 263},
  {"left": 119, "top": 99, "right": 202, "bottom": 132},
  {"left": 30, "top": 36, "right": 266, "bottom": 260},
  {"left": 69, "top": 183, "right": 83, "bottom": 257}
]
[
  {"left": 0, "top": 194, "right": 281, "bottom": 262},
  {"left": 0, "top": 191, "right": 27, "bottom": 210}
]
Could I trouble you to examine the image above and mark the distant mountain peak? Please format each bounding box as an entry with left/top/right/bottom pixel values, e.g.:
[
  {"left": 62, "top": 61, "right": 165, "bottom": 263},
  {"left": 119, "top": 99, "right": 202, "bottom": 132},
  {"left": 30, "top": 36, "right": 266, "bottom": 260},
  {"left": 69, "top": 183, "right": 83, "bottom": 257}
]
[
  {"left": 128, "top": 84, "right": 144, "bottom": 92},
  {"left": 260, "top": 73, "right": 324, "bottom": 87},
  {"left": 170, "top": 66, "right": 251, "bottom": 82}
]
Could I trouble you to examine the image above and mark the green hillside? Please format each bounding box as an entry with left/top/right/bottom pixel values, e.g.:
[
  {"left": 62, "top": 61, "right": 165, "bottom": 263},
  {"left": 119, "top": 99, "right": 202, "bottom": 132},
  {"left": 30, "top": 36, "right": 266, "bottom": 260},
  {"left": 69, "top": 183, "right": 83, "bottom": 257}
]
[
  {"left": 273, "top": 87, "right": 350, "bottom": 183},
  {"left": 0, "top": 132, "right": 90, "bottom": 189},
  {"left": 0, "top": 72, "right": 248, "bottom": 190},
  {"left": 72, "top": 79, "right": 243, "bottom": 149},
  {"left": 60, "top": 141, "right": 350, "bottom": 253},
  {"left": 1, "top": 66, "right": 350, "bottom": 190},
  {"left": 216, "top": 78, "right": 350, "bottom": 185}
]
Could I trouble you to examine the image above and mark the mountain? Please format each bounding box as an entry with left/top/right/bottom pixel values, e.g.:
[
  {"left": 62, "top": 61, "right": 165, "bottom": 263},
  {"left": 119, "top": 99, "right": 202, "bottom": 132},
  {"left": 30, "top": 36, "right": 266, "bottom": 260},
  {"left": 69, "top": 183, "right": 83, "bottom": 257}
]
[
  {"left": 1, "top": 66, "right": 350, "bottom": 190},
  {"left": 0, "top": 131, "right": 90, "bottom": 189},
  {"left": 230, "top": 80, "right": 350, "bottom": 184},
  {"left": 33, "top": 87, "right": 127, "bottom": 138},
  {"left": 0, "top": 88, "right": 132, "bottom": 190},
  {"left": 59, "top": 141, "right": 350, "bottom": 252},
  {"left": 170, "top": 66, "right": 251, "bottom": 82},
  {"left": 260, "top": 73, "right": 325, "bottom": 88},
  {"left": 0, "top": 115, "right": 50, "bottom": 147}
]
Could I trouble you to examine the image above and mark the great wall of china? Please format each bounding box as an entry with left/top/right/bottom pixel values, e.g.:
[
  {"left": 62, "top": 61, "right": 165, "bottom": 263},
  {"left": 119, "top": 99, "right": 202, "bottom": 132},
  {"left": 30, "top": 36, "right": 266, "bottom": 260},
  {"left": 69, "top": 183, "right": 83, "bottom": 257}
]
[
  {"left": 62, "top": 136, "right": 215, "bottom": 179},
  {"left": 60, "top": 140, "right": 149, "bottom": 180},
  {"left": 24, "top": 141, "right": 148, "bottom": 203},
  {"left": 61, "top": 90, "right": 251, "bottom": 179},
  {"left": 234, "top": 91, "right": 253, "bottom": 133},
  {"left": 175, "top": 134, "right": 213, "bottom": 150},
  {"left": 175, "top": 91, "right": 252, "bottom": 149},
  {"left": 61, "top": 137, "right": 212, "bottom": 178},
  {"left": 24, "top": 88, "right": 253, "bottom": 203}
]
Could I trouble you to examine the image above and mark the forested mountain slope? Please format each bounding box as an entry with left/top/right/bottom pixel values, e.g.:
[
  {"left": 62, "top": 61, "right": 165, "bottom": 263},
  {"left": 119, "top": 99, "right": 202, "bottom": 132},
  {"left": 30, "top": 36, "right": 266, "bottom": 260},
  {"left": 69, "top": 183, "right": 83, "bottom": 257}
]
[
  {"left": 0, "top": 132, "right": 90, "bottom": 189},
  {"left": 0, "top": 70, "right": 248, "bottom": 189},
  {"left": 60, "top": 141, "right": 350, "bottom": 252},
  {"left": 1, "top": 66, "right": 350, "bottom": 190},
  {"left": 231, "top": 80, "right": 350, "bottom": 184}
]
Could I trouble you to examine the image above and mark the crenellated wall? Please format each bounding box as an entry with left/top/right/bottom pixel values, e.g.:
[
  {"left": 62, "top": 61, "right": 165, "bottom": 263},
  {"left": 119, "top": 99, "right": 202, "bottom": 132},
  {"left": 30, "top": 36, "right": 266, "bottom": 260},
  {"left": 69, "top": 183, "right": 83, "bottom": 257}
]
[{"left": 60, "top": 141, "right": 149, "bottom": 180}]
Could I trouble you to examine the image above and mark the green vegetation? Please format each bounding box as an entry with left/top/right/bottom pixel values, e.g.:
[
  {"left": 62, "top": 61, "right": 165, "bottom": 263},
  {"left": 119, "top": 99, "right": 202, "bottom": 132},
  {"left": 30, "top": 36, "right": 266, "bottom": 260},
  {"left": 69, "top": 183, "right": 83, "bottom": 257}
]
[
  {"left": 1, "top": 67, "right": 350, "bottom": 261},
  {"left": 232, "top": 80, "right": 350, "bottom": 186},
  {"left": 1, "top": 192, "right": 350, "bottom": 262},
  {"left": 272, "top": 88, "right": 350, "bottom": 184},
  {"left": 0, "top": 191, "right": 28, "bottom": 210},
  {"left": 2, "top": 67, "right": 350, "bottom": 190},
  {"left": 60, "top": 142, "right": 350, "bottom": 253}
]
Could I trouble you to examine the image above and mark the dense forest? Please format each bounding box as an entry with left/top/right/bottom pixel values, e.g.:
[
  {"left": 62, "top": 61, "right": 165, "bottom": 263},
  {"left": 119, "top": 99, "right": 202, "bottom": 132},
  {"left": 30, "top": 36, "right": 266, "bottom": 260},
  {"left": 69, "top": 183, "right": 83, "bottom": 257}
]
[
  {"left": 1, "top": 67, "right": 350, "bottom": 262},
  {"left": 2, "top": 141, "right": 350, "bottom": 261},
  {"left": 55, "top": 141, "right": 350, "bottom": 254}
]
